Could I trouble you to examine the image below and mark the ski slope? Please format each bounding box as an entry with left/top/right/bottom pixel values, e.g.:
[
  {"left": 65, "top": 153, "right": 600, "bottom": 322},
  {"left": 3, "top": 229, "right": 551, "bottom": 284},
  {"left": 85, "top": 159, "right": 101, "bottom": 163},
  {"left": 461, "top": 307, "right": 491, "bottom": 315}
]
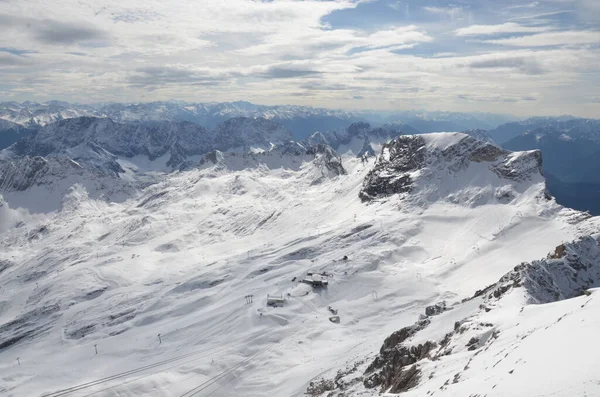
[{"left": 0, "top": 135, "right": 596, "bottom": 397}]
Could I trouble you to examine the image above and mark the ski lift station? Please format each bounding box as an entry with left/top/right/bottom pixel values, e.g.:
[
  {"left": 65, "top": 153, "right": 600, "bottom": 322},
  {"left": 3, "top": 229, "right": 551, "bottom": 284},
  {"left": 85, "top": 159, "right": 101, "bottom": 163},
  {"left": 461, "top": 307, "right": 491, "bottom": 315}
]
[{"left": 302, "top": 272, "right": 329, "bottom": 288}]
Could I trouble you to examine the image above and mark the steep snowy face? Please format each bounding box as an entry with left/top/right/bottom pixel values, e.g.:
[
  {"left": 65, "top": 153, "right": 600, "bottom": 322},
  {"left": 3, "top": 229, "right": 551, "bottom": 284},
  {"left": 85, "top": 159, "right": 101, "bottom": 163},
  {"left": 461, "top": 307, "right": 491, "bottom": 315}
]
[{"left": 360, "top": 133, "right": 545, "bottom": 207}]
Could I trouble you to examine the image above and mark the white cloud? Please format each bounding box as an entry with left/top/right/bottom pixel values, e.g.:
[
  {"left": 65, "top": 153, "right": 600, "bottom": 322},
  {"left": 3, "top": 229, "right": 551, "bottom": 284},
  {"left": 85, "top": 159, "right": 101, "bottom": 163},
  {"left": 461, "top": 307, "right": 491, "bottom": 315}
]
[
  {"left": 423, "top": 5, "right": 466, "bottom": 20},
  {"left": 0, "top": 0, "right": 598, "bottom": 117},
  {"left": 455, "top": 22, "right": 551, "bottom": 36},
  {"left": 485, "top": 30, "right": 600, "bottom": 46},
  {"left": 503, "top": 2, "right": 540, "bottom": 11}
]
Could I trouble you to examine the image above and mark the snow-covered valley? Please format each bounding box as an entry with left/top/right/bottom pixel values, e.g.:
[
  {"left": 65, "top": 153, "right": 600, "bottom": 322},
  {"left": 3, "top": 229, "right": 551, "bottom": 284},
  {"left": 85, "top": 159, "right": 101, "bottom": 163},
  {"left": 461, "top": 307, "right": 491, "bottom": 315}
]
[{"left": 0, "top": 131, "right": 599, "bottom": 397}]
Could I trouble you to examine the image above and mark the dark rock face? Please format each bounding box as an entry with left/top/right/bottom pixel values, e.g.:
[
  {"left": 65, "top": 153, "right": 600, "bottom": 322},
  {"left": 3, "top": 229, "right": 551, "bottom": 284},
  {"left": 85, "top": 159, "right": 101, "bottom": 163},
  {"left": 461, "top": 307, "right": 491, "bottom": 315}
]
[
  {"left": 306, "top": 379, "right": 335, "bottom": 396},
  {"left": 363, "top": 319, "right": 434, "bottom": 393},
  {"left": 492, "top": 150, "right": 543, "bottom": 182},
  {"left": 425, "top": 301, "right": 448, "bottom": 317},
  {"left": 359, "top": 135, "right": 426, "bottom": 202},
  {"left": 468, "top": 144, "right": 506, "bottom": 162}
]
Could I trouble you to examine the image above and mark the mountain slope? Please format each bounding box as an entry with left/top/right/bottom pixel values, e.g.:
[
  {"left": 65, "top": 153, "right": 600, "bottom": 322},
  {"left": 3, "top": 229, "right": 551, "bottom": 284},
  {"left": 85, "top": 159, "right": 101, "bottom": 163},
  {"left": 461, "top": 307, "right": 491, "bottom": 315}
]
[
  {"left": 0, "top": 132, "right": 595, "bottom": 397},
  {"left": 0, "top": 119, "right": 36, "bottom": 150},
  {"left": 314, "top": 234, "right": 600, "bottom": 397}
]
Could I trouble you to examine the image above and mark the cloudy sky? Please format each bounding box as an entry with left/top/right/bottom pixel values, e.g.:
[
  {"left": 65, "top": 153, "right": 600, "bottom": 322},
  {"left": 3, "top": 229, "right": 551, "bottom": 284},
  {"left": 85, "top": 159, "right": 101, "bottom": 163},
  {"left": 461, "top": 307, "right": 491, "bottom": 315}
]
[{"left": 1, "top": 0, "right": 599, "bottom": 116}]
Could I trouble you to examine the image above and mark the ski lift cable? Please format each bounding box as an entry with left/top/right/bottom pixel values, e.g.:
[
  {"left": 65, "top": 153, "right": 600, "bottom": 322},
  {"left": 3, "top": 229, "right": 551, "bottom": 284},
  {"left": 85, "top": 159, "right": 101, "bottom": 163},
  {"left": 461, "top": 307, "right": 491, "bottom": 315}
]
[
  {"left": 80, "top": 343, "right": 239, "bottom": 397},
  {"left": 43, "top": 342, "right": 244, "bottom": 397},
  {"left": 180, "top": 343, "right": 276, "bottom": 397}
]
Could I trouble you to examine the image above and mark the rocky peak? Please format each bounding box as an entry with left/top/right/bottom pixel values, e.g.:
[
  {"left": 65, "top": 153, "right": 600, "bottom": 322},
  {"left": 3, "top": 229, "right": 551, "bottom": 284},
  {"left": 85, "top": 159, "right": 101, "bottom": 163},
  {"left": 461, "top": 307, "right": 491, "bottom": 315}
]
[
  {"left": 305, "top": 122, "right": 409, "bottom": 157},
  {"left": 360, "top": 133, "right": 545, "bottom": 205}
]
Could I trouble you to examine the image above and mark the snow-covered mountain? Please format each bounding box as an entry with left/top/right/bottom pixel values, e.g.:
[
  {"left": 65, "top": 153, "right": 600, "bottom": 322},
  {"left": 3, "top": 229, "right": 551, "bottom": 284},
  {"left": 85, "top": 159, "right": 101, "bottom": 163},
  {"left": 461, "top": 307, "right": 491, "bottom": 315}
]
[
  {"left": 100, "top": 101, "right": 362, "bottom": 140},
  {"left": 307, "top": 122, "right": 420, "bottom": 158},
  {"left": 503, "top": 118, "right": 600, "bottom": 183},
  {"left": 0, "top": 101, "right": 103, "bottom": 128},
  {"left": 488, "top": 116, "right": 580, "bottom": 144},
  {"left": 360, "top": 133, "right": 543, "bottom": 206},
  {"left": 0, "top": 101, "right": 518, "bottom": 141},
  {"left": 500, "top": 118, "right": 600, "bottom": 215},
  {"left": 0, "top": 101, "right": 362, "bottom": 140},
  {"left": 0, "top": 116, "right": 301, "bottom": 213},
  {"left": 1, "top": 125, "right": 598, "bottom": 397},
  {"left": 12, "top": 115, "right": 293, "bottom": 163}
]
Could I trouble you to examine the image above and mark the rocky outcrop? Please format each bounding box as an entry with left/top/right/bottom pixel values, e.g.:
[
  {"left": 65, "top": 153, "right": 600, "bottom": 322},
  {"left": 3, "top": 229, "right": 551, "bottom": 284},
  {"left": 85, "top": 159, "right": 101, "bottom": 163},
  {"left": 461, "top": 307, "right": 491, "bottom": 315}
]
[
  {"left": 359, "top": 135, "right": 426, "bottom": 201},
  {"left": 425, "top": 301, "right": 449, "bottom": 317},
  {"left": 363, "top": 318, "right": 435, "bottom": 393},
  {"left": 474, "top": 235, "right": 600, "bottom": 304}
]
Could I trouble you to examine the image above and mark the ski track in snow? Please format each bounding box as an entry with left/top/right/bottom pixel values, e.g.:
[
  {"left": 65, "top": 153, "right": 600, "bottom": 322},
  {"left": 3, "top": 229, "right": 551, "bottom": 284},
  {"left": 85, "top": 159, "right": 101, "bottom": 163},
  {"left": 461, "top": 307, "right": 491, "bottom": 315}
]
[{"left": 0, "top": 150, "right": 595, "bottom": 397}]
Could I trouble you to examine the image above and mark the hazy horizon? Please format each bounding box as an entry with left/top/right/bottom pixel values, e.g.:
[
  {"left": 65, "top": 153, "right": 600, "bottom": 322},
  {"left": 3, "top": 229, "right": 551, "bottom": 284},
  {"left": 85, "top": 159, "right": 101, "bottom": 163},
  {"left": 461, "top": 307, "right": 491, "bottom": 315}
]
[{"left": 1, "top": 0, "right": 599, "bottom": 118}]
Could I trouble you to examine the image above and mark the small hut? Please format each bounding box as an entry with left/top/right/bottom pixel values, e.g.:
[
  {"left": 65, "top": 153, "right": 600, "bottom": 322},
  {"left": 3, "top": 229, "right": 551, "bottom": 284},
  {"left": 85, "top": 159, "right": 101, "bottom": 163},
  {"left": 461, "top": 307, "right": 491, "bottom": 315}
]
[{"left": 267, "top": 294, "right": 285, "bottom": 307}]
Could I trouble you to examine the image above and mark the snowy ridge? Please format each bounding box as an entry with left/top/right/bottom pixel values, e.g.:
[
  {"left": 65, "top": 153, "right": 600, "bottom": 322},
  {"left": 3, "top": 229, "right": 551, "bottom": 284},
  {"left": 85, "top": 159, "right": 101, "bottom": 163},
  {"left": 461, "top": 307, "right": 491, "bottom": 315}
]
[
  {"left": 360, "top": 133, "right": 545, "bottom": 208},
  {"left": 198, "top": 143, "right": 345, "bottom": 179}
]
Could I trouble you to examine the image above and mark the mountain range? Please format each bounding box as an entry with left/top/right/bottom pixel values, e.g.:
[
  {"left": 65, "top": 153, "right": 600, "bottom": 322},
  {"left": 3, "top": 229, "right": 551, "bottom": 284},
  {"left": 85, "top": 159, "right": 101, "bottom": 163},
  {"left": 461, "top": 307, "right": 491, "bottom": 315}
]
[
  {"left": 0, "top": 101, "right": 600, "bottom": 397},
  {"left": 0, "top": 100, "right": 516, "bottom": 141}
]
